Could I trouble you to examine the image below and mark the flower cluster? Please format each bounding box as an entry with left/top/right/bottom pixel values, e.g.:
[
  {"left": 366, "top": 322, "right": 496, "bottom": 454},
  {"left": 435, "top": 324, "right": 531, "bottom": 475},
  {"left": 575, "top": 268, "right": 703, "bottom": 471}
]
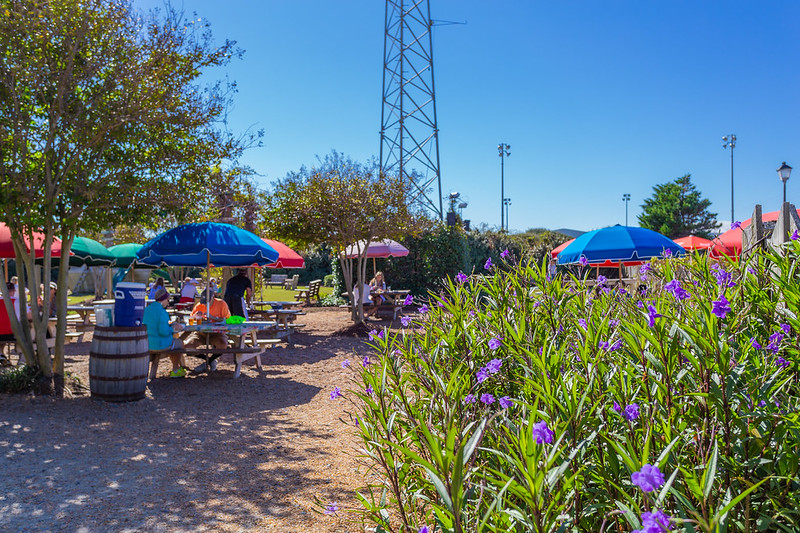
[
  {"left": 664, "top": 279, "right": 690, "bottom": 300},
  {"left": 633, "top": 509, "right": 672, "bottom": 532},
  {"left": 711, "top": 296, "right": 731, "bottom": 319},
  {"left": 476, "top": 358, "right": 503, "bottom": 383},
  {"left": 711, "top": 264, "right": 736, "bottom": 288}
]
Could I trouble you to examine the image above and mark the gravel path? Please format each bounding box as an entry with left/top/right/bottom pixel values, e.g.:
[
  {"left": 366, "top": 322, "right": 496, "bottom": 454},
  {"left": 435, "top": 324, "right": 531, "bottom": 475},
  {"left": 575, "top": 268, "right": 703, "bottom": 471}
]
[{"left": 0, "top": 307, "right": 376, "bottom": 532}]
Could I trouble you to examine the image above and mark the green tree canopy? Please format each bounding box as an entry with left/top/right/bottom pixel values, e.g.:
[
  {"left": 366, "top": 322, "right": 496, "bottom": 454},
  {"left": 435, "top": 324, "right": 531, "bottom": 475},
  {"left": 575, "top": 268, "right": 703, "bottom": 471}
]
[
  {"left": 261, "top": 152, "right": 420, "bottom": 322},
  {"left": 638, "top": 174, "right": 720, "bottom": 239},
  {"left": 0, "top": 0, "right": 246, "bottom": 393}
]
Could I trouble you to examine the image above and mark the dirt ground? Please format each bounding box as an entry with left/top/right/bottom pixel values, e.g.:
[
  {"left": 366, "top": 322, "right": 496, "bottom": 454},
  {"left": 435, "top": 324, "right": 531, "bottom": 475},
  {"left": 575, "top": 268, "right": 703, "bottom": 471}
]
[{"left": 0, "top": 307, "right": 391, "bottom": 533}]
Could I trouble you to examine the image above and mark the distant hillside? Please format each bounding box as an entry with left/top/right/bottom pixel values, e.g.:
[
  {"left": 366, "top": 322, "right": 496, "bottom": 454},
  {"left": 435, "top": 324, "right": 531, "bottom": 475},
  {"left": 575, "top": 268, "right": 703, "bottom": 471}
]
[{"left": 552, "top": 228, "right": 585, "bottom": 238}]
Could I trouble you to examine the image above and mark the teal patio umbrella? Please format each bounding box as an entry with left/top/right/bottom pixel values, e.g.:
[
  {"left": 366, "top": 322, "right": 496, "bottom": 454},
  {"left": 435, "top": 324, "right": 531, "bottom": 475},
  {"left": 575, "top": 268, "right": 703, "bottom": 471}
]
[
  {"left": 68, "top": 236, "right": 116, "bottom": 266},
  {"left": 109, "top": 243, "right": 143, "bottom": 268}
]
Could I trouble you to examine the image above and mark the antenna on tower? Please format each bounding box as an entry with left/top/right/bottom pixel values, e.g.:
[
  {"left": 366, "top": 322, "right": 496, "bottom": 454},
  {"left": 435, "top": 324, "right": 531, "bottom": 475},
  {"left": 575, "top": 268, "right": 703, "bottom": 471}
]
[{"left": 380, "top": 0, "right": 444, "bottom": 220}]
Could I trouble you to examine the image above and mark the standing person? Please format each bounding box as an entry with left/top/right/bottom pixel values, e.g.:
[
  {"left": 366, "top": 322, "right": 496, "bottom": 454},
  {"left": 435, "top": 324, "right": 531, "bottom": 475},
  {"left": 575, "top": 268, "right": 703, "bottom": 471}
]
[
  {"left": 143, "top": 287, "right": 186, "bottom": 378},
  {"left": 148, "top": 277, "right": 165, "bottom": 300},
  {"left": 224, "top": 268, "right": 252, "bottom": 318},
  {"left": 179, "top": 277, "right": 198, "bottom": 305}
]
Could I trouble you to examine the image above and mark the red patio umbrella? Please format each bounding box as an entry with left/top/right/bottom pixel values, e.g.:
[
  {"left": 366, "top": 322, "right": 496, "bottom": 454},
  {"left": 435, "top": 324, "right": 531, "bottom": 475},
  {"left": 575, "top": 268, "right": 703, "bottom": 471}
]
[
  {"left": 673, "top": 235, "right": 714, "bottom": 251},
  {"left": 262, "top": 239, "right": 304, "bottom": 269},
  {"left": 0, "top": 223, "right": 64, "bottom": 258}
]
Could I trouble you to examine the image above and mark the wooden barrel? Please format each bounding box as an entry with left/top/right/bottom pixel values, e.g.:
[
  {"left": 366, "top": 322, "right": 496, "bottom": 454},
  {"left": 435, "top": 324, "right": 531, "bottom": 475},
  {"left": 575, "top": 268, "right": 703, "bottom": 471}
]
[{"left": 89, "top": 326, "right": 149, "bottom": 402}]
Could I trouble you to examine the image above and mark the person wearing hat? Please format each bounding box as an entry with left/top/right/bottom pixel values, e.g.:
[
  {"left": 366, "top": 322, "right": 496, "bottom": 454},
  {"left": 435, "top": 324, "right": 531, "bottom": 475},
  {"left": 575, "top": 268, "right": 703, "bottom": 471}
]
[
  {"left": 37, "top": 281, "right": 58, "bottom": 318},
  {"left": 185, "top": 288, "right": 231, "bottom": 353},
  {"left": 143, "top": 286, "right": 186, "bottom": 378},
  {"left": 223, "top": 268, "right": 252, "bottom": 318}
]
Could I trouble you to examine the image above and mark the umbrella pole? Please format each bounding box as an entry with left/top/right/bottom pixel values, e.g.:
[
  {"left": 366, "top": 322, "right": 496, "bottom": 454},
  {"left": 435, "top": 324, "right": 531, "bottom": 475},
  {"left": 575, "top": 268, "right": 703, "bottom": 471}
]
[
  {"left": 206, "top": 251, "right": 210, "bottom": 322},
  {"left": 373, "top": 257, "right": 376, "bottom": 277},
  {"left": 618, "top": 261, "right": 622, "bottom": 281}
]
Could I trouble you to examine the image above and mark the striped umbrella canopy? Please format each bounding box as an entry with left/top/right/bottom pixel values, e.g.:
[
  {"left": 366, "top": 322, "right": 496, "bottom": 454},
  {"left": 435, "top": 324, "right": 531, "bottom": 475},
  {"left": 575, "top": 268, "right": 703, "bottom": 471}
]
[{"left": 68, "top": 236, "right": 116, "bottom": 266}]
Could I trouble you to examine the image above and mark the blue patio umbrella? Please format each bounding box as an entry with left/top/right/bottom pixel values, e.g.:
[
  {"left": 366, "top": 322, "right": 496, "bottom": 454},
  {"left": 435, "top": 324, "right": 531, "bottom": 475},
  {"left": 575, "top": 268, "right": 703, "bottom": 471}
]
[
  {"left": 135, "top": 222, "right": 279, "bottom": 267},
  {"left": 557, "top": 225, "right": 685, "bottom": 265}
]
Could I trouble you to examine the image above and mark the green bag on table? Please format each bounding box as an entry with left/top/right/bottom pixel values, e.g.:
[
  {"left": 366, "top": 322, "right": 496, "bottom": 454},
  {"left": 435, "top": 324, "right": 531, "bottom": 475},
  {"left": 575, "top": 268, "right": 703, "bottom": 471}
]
[{"left": 226, "top": 315, "right": 245, "bottom": 325}]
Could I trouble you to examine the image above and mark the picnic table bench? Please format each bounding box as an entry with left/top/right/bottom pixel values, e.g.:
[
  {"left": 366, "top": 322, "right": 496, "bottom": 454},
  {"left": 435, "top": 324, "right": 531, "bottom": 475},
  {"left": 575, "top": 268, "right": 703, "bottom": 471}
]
[
  {"left": 150, "top": 346, "right": 266, "bottom": 379},
  {"left": 295, "top": 279, "right": 322, "bottom": 305}
]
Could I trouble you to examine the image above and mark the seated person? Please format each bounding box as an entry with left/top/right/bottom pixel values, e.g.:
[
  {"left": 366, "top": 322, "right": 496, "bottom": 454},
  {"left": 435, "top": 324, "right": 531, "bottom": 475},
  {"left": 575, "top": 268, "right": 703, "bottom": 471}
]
[
  {"left": 352, "top": 282, "right": 372, "bottom": 307},
  {"left": 37, "top": 282, "right": 57, "bottom": 318},
  {"left": 143, "top": 287, "right": 186, "bottom": 378},
  {"left": 184, "top": 288, "right": 231, "bottom": 350},
  {"left": 179, "top": 277, "right": 199, "bottom": 305},
  {"left": 365, "top": 271, "right": 387, "bottom": 318}
]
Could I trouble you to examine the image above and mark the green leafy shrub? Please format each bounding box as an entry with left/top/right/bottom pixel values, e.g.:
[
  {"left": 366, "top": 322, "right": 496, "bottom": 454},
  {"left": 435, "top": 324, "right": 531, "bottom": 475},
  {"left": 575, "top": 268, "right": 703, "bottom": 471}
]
[
  {"left": 0, "top": 364, "right": 43, "bottom": 393},
  {"left": 340, "top": 245, "right": 800, "bottom": 532}
]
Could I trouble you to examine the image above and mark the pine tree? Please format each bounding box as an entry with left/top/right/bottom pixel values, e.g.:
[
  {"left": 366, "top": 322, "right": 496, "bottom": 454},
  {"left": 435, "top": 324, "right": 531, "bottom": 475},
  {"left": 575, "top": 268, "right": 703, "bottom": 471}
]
[{"left": 638, "top": 175, "right": 720, "bottom": 238}]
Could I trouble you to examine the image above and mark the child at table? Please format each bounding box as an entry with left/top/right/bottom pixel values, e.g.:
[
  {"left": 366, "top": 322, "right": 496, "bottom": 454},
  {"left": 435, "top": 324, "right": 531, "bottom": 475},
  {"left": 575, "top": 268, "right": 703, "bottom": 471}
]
[{"left": 184, "top": 288, "right": 231, "bottom": 351}]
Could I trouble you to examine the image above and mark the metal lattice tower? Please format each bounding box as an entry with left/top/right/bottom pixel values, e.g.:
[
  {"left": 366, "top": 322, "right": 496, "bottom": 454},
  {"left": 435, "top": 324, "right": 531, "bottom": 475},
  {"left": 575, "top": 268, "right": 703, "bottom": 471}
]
[{"left": 380, "top": 0, "right": 443, "bottom": 219}]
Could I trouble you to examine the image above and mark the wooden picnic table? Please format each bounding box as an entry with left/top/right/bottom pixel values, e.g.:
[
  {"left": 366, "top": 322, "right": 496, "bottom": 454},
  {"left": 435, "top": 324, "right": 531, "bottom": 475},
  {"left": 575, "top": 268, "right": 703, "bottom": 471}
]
[
  {"left": 370, "top": 289, "right": 411, "bottom": 319},
  {"left": 150, "top": 320, "right": 278, "bottom": 379},
  {"left": 251, "top": 300, "right": 302, "bottom": 309}
]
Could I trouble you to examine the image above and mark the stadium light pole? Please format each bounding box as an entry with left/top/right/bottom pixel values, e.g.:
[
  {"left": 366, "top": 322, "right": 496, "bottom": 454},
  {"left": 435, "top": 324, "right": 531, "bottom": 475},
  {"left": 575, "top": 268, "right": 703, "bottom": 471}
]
[
  {"left": 622, "top": 193, "right": 631, "bottom": 226},
  {"left": 498, "top": 143, "right": 510, "bottom": 231},
  {"left": 504, "top": 197, "right": 512, "bottom": 231},
  {"left": 723, "top": 134, "right": 736, "bottom": 223}
]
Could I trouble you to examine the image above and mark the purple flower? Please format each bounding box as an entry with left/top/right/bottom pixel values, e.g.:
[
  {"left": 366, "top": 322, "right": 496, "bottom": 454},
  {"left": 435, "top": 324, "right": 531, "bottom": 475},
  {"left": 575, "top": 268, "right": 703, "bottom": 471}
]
[
  {"left": 486, "top": 358, "right": 503, "bottom": 374},
  {"left": 767, "top": 331, "right": 785, "bottom": 353},
  {"left": 759, "top": 400, "right": 767, "bottom": 407},
  {"left": 419, "top": 304, "right": 430, "bottom": 314},
  {"left": 792, "top": 230, "right": 800, "bottom": 241},
  {"left": 418, "top": 527, "right": 430, "bottom": 533},
  {"left": 480, "top": 393, "right": 495, "bottom": 405},
  {"left": 532, "top": 420, "right": 554, "bottom": 444},
  {"left": 711, "top": 296, "right": 731, "bottom": 319},
  {"left": 484, "top": 257, "right": 493, "bottom": 270},
  {"left": 362, "top": 356, "right": 371, "bottom": 367},
  {"left": 330, "top": 387, "right": 343, "bottom": 400},
  {"left": 488, "top": 337, "right": 502, "bottom": 350},
  {"left": 456, "top": 271, "right": 468, "bottom": 284},
  {"left": 776, "top": 356, "right": 790, "bottom": 369},
  {"left": 780, "top": 323, "right": 791, "bottom": 334},
  {"left": 750, "top": 337, "right": 762, "bottom": 350},
  {"left": 612, "top": 401, "right": 621, "bottom": 413},
  {"left": 365, "top": 385, "right": 374, "bottom": 395},
  {"left": 400, "top": 315, "right": 412, "bottom": 327},
  {"left": 500, "top": 249, "right": 510, "bottom": 259},
  {"left": 624, "top": 403, "right": 640, "bottom": 421},
  {"left": 647, "top": 304, "right": 663, "bottom": 327},
  {"left": 663, "top": 248, "right": 673, "bottom": 258},
  {"left": 631, "top": 463, "right": 665, "bottom": 493},
  {"left": 640, "top": 263, "right": 652, "bottom": 275},
  {"left": 368, "top": 329, "right": 379, "bottom": 340},
  {"left": 476, "top": 368, "right": 489, "bottom": 383},
  {"left": 636, "top": 300, "right": 645, "bottom": 309},
  {"left": 611, "top": 339, "right": 623, "bottom": 351},
  {"left": 711, "top": 264, "right": 736, "bottom": 288},
  {"left": 598, "top": 340, "right": 609, "bottom": 351},
  {"left": 403, "top": 294, "right": 413, "bottom": 306},
  {"left": 464, "top": 393, "right": 477, "bottom": 404},
  {"left": 341, "top": 359, "right": 351, "bottom": 368},
  {"left": 578, "top": 318, "right": 588, "bottom": 330},
  {"left": 731, "top": 220, "right": 741, "bottom": 230},
  {"left": 324, "top": 502, "right": 339, "bottom": 515},
  {"left": 579, "top": 256, "right": 589, "bottom": 267},
  {"left": 597, "top": 275, "right": 607, "bottom": 286},
  {"left": 499, "top": 396, "right": 513, "bottom": 409},
  {"left": 633, "top": 509, "right": 673, "bottom": 533},
  {"left": 664, "top": 279, "right": 690, "bottom": 300},
  {"left": 610, "top": 319, "right": 620, "bottom": 328},
  {"left": 747, "top": 266, "right": 757, "bottom": 275}
]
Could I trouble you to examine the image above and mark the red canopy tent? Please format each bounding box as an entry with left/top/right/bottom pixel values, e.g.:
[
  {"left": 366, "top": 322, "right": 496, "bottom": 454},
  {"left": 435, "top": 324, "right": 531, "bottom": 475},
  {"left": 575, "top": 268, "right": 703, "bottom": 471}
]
[{"left": 710, "top": 209, "right": 800, "bottom": 258}]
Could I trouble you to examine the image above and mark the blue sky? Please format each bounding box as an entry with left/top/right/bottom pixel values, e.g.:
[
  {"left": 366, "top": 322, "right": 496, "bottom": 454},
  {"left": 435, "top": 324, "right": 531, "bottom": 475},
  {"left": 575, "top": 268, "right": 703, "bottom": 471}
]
[{"left": 135, "top": 1, "right": 799, "bottom": 233}]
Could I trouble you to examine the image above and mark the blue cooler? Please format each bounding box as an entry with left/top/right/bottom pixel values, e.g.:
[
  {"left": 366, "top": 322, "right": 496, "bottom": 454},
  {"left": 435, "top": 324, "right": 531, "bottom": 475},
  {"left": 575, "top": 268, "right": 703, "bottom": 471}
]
[{"left": 114, "top": 282, "right": 147, "bottom": 327}]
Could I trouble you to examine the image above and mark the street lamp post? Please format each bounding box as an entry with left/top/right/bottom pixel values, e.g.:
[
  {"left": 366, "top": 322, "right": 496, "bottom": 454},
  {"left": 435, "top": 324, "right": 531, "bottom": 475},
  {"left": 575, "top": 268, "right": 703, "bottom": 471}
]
[
  {"left": 622, "top": 193, "right": 631, "bottom": 226},
  {"left": 498, "top": 143, "right": 510, "bottom": 231},
  {"left": 503, "top": 198, "right": 511, "bottom": 231},
  {"left": 778, "top": 162, "right": 792, "bottom": 204},
  {"left": 723, "top": 134, "right": 736, "bottom": 224}
]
